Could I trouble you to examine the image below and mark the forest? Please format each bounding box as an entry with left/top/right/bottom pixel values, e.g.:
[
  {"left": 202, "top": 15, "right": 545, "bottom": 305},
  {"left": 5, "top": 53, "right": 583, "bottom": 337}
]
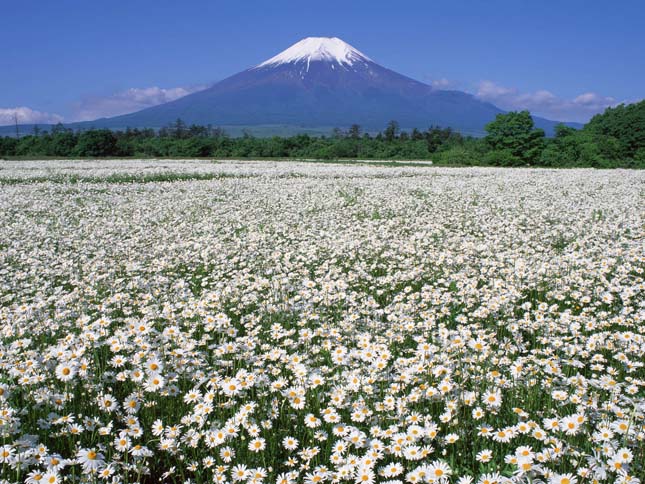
[{"left": 0, "top": 101, "right": 643, "bottom": 168}]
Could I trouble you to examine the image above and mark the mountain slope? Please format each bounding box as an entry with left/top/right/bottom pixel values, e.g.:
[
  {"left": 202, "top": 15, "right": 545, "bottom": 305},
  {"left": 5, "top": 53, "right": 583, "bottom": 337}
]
[
  {"left": 2, "top": 37, "right": 582, "bottom": 136},
  {"left": 95, "top": 46, "right": 511, "bottom": 134}
]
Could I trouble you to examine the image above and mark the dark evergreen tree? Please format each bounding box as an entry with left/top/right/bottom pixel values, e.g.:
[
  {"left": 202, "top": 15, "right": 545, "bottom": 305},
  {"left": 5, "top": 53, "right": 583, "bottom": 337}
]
[
  {"left": 384, "top": 120, "right": 399, "bottom": 142},
  {"left": 348, "top": 124, "right": 361, "bottom": 139}
]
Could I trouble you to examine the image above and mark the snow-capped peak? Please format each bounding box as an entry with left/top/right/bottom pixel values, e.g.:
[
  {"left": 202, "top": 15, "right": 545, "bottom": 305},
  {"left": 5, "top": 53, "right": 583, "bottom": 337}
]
[{"left": 257, "top": 37, "right": 371, "bottom": 68}]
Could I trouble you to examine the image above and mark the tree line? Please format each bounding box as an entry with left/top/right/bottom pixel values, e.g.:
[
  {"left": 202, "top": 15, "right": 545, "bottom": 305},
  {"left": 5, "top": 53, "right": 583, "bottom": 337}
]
[{"left": 1, "top": 101, "right": 643, "bottom": 168}]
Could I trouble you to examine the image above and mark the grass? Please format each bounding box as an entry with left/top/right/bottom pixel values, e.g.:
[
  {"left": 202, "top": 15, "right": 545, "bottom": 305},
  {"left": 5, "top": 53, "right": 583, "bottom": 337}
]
[{"left": 0, "top": 171, "right": 245, "bottom": 185}]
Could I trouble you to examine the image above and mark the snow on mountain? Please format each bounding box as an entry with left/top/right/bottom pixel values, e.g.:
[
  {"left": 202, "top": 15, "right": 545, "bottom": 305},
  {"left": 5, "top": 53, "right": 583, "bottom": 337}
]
[
  {"left": 27, "top": 36, "right": 578, "bottom": 136},
  {"left": 256, "top": 37, "right": 372, "bottom": 69}
]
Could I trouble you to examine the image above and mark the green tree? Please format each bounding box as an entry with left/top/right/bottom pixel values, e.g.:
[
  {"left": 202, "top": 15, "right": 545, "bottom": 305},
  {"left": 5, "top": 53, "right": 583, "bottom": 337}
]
[
  {"left": 331, "top": 127, "right": 344, "bottom": 139},
  {"left": 0, "top": 136, "right": 18, "bottom": 156},
  {"left": 51, "top": 122, "right": 69, "bottom": 134},
  {"left": 210, "top": 127, "right": 227, "bottom": 139},
  {"left": 435, "top": 146, "right": 480, "bottom": 166},
  {"left": 539, "top": 125, "right": 611, "bottom": 167},
  {"left": 15, "top": 135, "right": 48, "bottom": 156},
  {"left": 171, "top": 118, "right": 187, "bottom": 139},
  {"left": 348, "top": 124, "right": 361, "bottom": 140},
  {"left": 484, "top": 111, "right": 545, "bottom": 164},
  {"left": 585, "top": 100, "right": 645, "bottom": 160},
  {"left": 74, "top": 130, "right": 118, "bottom": 157},
  {"left": 49, "top": 132, "right": 77, "bottom": 156},
  {"left": 384, "top": 120, "right": 399, "bottom": 142}
]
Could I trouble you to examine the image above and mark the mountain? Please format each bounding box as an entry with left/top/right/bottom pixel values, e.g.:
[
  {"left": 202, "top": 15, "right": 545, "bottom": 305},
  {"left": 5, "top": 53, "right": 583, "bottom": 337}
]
[{"left": 2, "top": 37, "right": 581, "bottom": 136}]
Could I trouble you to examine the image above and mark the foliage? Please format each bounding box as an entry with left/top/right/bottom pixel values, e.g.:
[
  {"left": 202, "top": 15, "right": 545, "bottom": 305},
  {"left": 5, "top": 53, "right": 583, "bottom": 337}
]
[
  {"left": 539, "top": 126, "right": 607, "bottom": 167},
  {"left": 536, "top": 100, "right": 645, "bottom": 169},
  {"left": 433, "top": 146, "right": 481, "bottom": 165},
  {"left": 1, "top": 103, "right": 644, "bottom": 168},
  {"left": 74, "top": 130, "right": 119, "bottom": 157},
  {"left": 585, "top": 100, "right": 645, "bottom": 160},
  {"left": 0, "top": 122, "right": 466, "bottom": 162},
  {"left": 484, "top": 111, "right": 545, "bottom": 164},
  {"left": 482, "top": 149, "right": 524, "bottom": 167}
]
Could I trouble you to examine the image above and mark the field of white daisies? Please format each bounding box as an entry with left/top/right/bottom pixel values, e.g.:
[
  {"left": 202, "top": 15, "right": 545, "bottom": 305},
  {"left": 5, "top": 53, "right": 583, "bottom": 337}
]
[{"left": 0, "top": 159, "right": 643, "bottom": 484}]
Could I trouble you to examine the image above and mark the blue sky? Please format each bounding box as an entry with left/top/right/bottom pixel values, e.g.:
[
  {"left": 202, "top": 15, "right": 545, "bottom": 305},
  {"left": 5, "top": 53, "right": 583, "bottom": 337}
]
[{"left": 1, "top": 0, "right": 643, "bottom": 125}]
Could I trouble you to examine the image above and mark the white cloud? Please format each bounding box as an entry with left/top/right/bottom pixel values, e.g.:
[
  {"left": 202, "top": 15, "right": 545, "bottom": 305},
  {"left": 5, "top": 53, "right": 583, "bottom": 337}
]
[
  {"left": 477, "top": 80, "right": 516, "bottom": 99},
  {"left": 72, "top": 85, "right": 207, "bottom": 121},
  {"left": 474, "top": 80, "right": 627, "bottom": 123},
  {"left": 0, "top": 106, "right": 64, "bottom": 126},
  {"left": 430, "top": 77, "right": 460, "bottom": 90},
  {"left": 572, "top": 92, "right": 615, "bottom": 107}
]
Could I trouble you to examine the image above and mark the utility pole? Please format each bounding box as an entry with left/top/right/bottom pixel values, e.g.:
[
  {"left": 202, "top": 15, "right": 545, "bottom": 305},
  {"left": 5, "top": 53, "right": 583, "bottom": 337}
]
[{"left": 14, "top": 113, "right": 19, "bottom": 138}]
